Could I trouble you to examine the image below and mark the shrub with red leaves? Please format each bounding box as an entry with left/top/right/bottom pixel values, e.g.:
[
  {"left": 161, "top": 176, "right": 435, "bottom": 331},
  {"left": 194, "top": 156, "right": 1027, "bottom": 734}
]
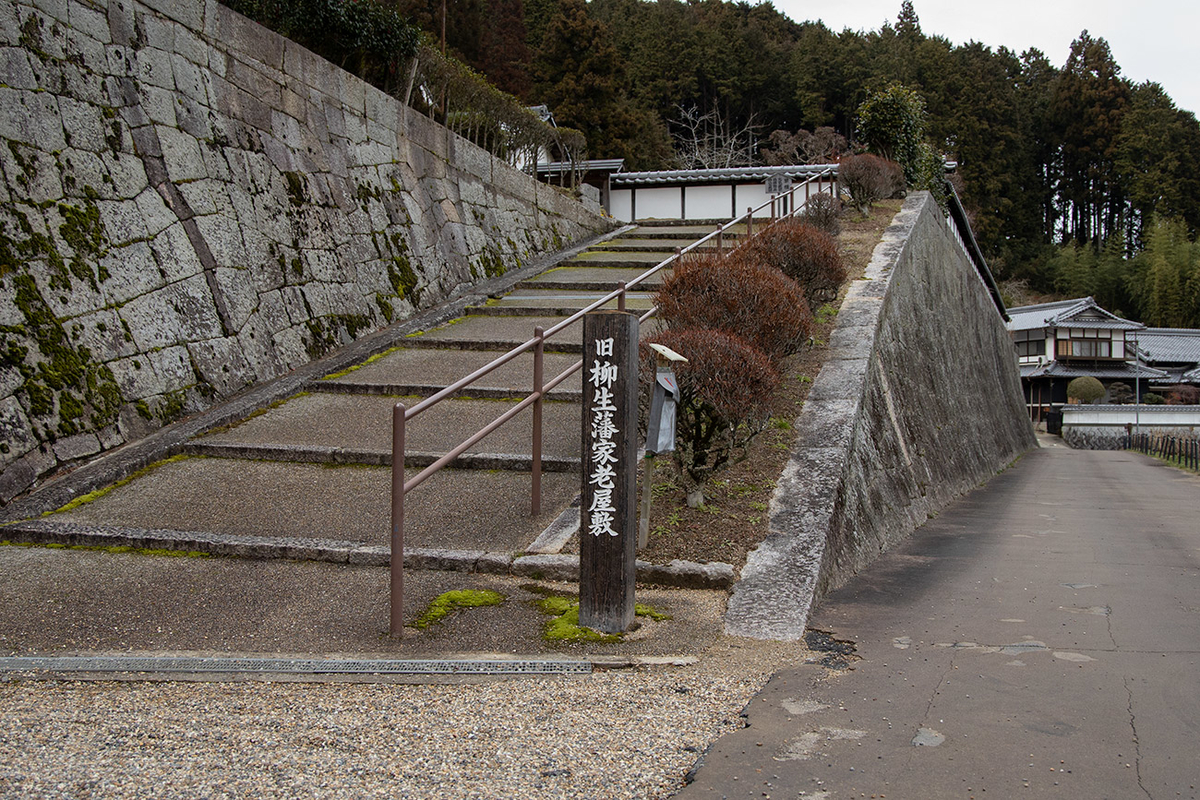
[
  {"left": 838, "top": 152, "right": 904, "bottom": 214},
  {"left": 655, "top": 252, "right": 813, "bottom": 365},
  {"left": 641, "top": 327, "right": 780, "bottom": 505},
  {"left": 741, "top": 219, "right": 846, "bottom": 306},
  {"left": 1166, "top": 384, "right": 1200, "bottom": 405}
]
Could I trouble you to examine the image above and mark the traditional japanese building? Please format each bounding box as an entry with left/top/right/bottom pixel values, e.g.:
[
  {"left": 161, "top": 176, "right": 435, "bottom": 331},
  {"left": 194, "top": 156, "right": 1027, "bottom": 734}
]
[
  {"left": 1006, "top": 297, "right": 1168, "bottom": 420},
  {"left": 1134, "top": 328, "right": 1200, "bottom": 391}
]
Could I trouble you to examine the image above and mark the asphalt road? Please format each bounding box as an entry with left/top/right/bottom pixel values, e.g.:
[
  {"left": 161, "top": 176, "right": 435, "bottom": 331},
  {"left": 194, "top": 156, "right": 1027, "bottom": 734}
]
[{"left": 679, "top": 436, "right": 1200, "bottom": 800}]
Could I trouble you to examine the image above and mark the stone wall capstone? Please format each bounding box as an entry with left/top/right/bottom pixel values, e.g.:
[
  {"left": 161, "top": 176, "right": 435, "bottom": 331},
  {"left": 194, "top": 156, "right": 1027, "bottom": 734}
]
[
  {"left": 725, "top": 193, "right": 1037, "bottom": 640},
  {"left": 0, "top": 0, "right": 612, "bottom": 503}
]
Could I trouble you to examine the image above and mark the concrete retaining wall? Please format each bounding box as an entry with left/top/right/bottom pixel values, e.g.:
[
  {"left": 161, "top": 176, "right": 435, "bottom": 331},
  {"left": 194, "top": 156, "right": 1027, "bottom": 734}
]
[
  {"left": 0, "top": 0, "right": 612, "bottom": 502},
  {"left": 726, "top": 193, "right": 1037, "bottom": 640}
]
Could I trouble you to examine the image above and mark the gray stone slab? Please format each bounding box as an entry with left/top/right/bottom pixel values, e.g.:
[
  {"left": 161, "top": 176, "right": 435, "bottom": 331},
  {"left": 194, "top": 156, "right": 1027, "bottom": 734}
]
[
  {"left": 50, "top": 456, "right": 579, "bottom": 552},
  {"left": 520, "top": 266, "right": 670, "bottom": 290},
  {"left": 199, "top": 393, "right": 581, "bottom": 460},
  {"left": 320, "top": 347, "right": 584, "bottom": 397},
  {"left": 485, "top": 291, "right": 656, "bottom": 313},
  {"left": 407, "top": 315, "right": 586, "bottom": 352}
]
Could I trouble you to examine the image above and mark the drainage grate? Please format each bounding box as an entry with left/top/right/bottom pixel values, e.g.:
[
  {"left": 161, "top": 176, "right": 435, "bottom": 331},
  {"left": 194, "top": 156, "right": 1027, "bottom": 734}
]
[{"left": 0, "top": 656, "right": 593, "bottom": 676}]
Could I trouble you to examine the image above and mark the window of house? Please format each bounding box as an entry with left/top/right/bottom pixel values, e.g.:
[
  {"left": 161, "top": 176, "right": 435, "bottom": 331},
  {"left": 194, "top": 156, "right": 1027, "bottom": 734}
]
[
  {"left": 1056, "top": 328, "right": 1112, "bottom": 358},
  {"left": 1013, "top": 329, "right": 1045, "bottom": 357}
]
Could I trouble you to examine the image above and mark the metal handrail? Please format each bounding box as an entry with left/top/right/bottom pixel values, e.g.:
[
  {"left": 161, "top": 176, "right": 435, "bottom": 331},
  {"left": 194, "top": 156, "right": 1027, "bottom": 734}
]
[{"left": 389, "top": 167, "right": 837, "bottom": 633}]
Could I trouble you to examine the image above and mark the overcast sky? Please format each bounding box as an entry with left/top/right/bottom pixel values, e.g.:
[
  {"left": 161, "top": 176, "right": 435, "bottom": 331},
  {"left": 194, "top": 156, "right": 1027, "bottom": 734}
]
[{"left": 769, "top": 0, "right": 1200, "bottom": 115}]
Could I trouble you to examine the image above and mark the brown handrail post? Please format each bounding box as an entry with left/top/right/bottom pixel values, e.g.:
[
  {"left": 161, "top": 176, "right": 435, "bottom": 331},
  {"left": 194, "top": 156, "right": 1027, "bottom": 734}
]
[
  {"left": 746, "top": 207, "right": 753, "bottom": 239},
  {"left": 617, "top": 282, "right": 627, "bottom": 312},
  {"left": 532, "top": 326, "right": 545, "bottom": 516},
  {"left": 716, "top": 227, "right": 723, "bottom": 258},
  {"left": 390, "top": 402, "right": 406, "bottom": 637}
]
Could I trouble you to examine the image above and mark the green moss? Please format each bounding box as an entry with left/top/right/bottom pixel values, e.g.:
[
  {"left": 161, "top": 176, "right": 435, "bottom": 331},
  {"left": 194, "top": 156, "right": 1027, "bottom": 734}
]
[
  {"left": 534, "top": 595, "right": 670, "bottom": 642},
  {"left": 283, "top": 171, "right": 306, "bottom": 207},
  {"left": 387, "top": 255, "right": 419, "bottom": 305},
  {"left": 541, "top": 600, "right": 621, "bottom": 643},
  {"left": 413, "top": 589, "right": 505, "bottom": 629},
  {"left": 4, "top": 273, "right": 122, "bottom": 431},
  {"left": 304, "top": 314, "right": 372, "bottom": 360},
  {"left": 634, "top": 603, "right": 672, "bottom": 621},
  {"left": 49, "top": 454, "right": 191, "bottom": 514},
  {"left": 156, "top": 388, "right": 187, "bottom": 423},
  {"left": 17, "top": 14, "right": 48, "bottom": 61},
  {"left": 57, "top": 197, "right": 109, "bottom": 287},
  {"left": 375, "top": 292, "right": 394, "bottom": 323},
  {"left": 2, "top": 539, "right": 211, "bottom": 558},
  {"left": 322, "top": 345, "right": 403, "bottom": 380}
]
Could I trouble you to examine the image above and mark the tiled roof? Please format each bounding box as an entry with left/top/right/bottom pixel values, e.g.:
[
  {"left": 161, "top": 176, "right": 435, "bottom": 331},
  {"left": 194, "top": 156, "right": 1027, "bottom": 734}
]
[
  {"left": 1020, "top": 361, "right": 1168, "bottom": 380},
  {"left": 537, "top": 159, "right": 626, "bottom": 175},
  {"left": 1133, "top": 328, "right": 1200, "bottom": 365},
  {"left": 610, "top": 164, "right": 836, "bottom": 187},
  {"left": 1007, "top": 297, "right": 1142, "bottom": 333}
]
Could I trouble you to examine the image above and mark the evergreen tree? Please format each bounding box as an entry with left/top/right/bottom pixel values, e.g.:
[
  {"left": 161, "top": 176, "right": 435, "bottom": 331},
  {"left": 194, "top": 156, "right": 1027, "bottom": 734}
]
[
  {"left": 1114, "top": 82, "right": 1200, "bottom": 246},
  {"left": 1048, "top": 31, "right": 1131, "bottom": 247},
  {"left": 531, "top": 0, "right": 655, "bottom": 163}
]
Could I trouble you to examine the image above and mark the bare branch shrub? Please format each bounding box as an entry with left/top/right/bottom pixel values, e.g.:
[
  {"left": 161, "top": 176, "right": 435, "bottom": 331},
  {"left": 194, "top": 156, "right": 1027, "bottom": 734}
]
[
  {"left": 641, "top": 328, "right": 780, "bottom": 505},
  {"left": 740, "top": 220, "right": 846, "bottom": 307},
  {"left": 800, "top": 192, "right": 842, "bottom": 236},
  {"left": 761, "top": 127, "right": 847, "bottom": 165},
  {"left": 838, "top": 153, "right": 904, "bottom": 215},
  {"left": 656, "top": 252, "right": 814, "bottom": 365},
  {"left": 672, "top": 105, "right": 761, "bottom": 170}
]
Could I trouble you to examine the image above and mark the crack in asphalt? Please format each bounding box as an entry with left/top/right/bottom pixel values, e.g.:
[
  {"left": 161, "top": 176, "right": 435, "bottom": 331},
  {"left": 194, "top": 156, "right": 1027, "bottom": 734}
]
[
  {"left": 1125, "top": 676, "right": 1153, "bottom": 799},
  {"left": 1106, "top": 606, "right": 1119, "bottom": 650}
]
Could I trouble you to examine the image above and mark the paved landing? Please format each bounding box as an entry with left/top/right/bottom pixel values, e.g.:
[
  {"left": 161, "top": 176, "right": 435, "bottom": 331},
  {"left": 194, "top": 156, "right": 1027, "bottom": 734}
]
[
  {"left": 51, "top": 457, "right": 577, "bottom": 551},
  {"left": 679, "top": 436, "right": 1200, "bottom": 799}
]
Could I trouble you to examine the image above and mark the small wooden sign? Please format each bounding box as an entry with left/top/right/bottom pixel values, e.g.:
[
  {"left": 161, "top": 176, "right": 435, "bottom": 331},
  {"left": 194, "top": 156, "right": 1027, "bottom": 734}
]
[
  {"left": 765, "top": 174, "right": 792, "bottom": 195},
  {"left": 579, "top": 311, "right": 639, "bottom": 633}
]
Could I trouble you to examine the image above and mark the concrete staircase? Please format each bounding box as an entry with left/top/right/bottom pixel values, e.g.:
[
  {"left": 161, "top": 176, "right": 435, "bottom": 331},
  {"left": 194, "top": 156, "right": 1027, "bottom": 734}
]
[{"left": 25, "top": 221, "right": 743, "bottom": 565}]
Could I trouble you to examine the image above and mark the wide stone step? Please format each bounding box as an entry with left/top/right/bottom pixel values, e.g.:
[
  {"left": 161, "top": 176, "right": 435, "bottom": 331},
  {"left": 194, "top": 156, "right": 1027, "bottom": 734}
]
[
  {"left": 563, "top": 250, "right": 667, "bottom": 268},
  {"left": 517, "top": 266, "right": 671, "bottom": 292},
  {"left": 47, "top": 456, "right": 576, "bottom": 552},
  {"left": 181, "top": 442, "right": 582, "bottom": 472},
  {"left": 466, "top": 290, "right": 656, "bottom": 316},
  {"left": 629, "top": 223, "right": 748, "bottom": 238},
  {"left": 314, "top": 346, "right": 584, "bottom": 400},
  {"left": 590, "top": 238, "right": 716, "bottom": 253},
  {"left": 401, "top": 314, "right": 589, "bottom": 353},
  {"left": 197, "top": 393, "right": 582, "bottom": 461}
]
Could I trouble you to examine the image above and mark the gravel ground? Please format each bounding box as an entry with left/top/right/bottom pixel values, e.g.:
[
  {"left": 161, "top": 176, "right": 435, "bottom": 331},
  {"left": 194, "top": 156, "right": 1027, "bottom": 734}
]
[{"left": 0, "top": 640, "right": 803, "bottom": 799}]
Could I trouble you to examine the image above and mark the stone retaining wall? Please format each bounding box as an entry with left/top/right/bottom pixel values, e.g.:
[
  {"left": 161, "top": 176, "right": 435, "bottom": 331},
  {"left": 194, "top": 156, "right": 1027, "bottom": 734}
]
[
  {"left": 0, "top": 0, "right": 612, "bottom": 502},
  {"left": 726, "top": 193, "right": 1037, "bottom": 640}
]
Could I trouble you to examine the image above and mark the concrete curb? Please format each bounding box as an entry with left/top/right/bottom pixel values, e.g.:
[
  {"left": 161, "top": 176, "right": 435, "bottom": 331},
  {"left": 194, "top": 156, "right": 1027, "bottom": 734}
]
[
  {"left": 0, "top": 652, "right": 699, "bottom": 683},
  {"left": 0, "top": 227, "right": 631, "bottom": 523},
  {"left": 1, "top": 519, "right": 737, "bottom": 590}
]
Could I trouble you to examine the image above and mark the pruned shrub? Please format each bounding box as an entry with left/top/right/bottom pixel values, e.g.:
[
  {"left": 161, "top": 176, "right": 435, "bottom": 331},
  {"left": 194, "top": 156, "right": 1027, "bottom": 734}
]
[
  {"left": 641, "top": 328, "right": 780, "bottom": 506},
  {"left": 1067, "top": 376, "right": 1105, "bottom": 404},
  {"left": 1107, "top": 381, "right": 1134, "bottom": 404},
  {"left": 656, "top": 252, "right": 813, "bottom": 365},
  {"left": 1142, "top": 392, "right": 1165, "bottom": 405},
  {"left": 740, "top": 219, "right": 846, "bottom": 307},
  {"left": 837, "top": 153, "right": 904, "bottom": 215},
  {"left": 801, "top": 192, "right": 842, "bottom": 236}
]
